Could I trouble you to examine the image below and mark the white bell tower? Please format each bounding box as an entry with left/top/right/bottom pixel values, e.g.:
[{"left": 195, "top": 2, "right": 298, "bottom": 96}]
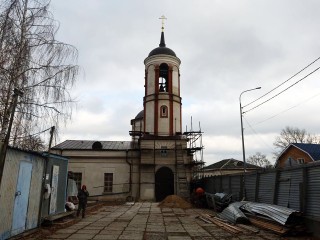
[
  {"left": 143, "top": 17, "right": 182, "bottom": 136},
  {"left": 130, "top": 17, "right": 194, "bottom": 201}
]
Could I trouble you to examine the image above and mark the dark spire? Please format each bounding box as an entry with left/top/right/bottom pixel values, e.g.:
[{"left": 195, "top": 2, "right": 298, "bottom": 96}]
[
  {"left": 159, "top": 15, "right": 167, "bottom": 47},
  {"left": 159, "top": 31, "right": 166, "bottom": 47},
  {"left": 147, "top": 16, "right": 177, "bottom": 58}
]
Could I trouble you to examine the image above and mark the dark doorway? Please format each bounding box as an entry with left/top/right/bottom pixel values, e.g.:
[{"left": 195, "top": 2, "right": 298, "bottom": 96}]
[{"left": 155, "top": 167, "right": 174, "bottom": 202}]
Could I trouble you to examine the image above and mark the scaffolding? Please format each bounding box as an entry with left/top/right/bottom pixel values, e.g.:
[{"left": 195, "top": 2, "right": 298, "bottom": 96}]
[
  {"left": 129, "top": 116, "right": 205, "bottom": 199},
  {"left": 183, "top": 117, "right": 205, "bottom": 179}
]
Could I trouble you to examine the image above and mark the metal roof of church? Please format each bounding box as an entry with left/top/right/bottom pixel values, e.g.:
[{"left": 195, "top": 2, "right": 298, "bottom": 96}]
[
  {"left": 52, "top": 140, "right": 133, "bottom": 150},
  {"left": 135, "top": 110, "right": 144, "bottom": 119}
]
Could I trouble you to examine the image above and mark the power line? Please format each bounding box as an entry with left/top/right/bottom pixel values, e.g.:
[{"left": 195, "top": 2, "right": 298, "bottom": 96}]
[
  {"left": 10, "top": 127, "right": 52, "bottom": 140},
  {"left": 244, "top": 66, "right": 320, "bottom": 114},
  {"left": 250, "top": 92, "right": 320, "bottom": 127},
  {"left": 243, "top": 116, "right": 274, "bottom": 153},
  {"left": 243, "top": 56, "right": 320, "bottom": 108}
]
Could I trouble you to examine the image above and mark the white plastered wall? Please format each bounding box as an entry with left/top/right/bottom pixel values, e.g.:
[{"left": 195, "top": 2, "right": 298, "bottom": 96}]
[
  {"left": 146, "top": 65, "right": 155, "bottom": 95},
  {"left": 158, "top": 99, "right": 170, "bottom": 135},
  {"left": 145, "top": 101, "right": 154, "bottom": 134},
  {"left": 172, "top": 66, "right": 179, "bottom": 95}
]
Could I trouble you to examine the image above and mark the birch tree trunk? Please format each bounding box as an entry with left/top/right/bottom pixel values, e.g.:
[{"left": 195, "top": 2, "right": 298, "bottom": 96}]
[{"left": 0, "top": 0, "right": 79, "bottom": 150}]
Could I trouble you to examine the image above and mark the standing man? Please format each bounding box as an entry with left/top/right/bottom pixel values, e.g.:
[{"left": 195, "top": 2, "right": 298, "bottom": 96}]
[{"left": 77, "top": 185, "right": 89, "bottom": 218}]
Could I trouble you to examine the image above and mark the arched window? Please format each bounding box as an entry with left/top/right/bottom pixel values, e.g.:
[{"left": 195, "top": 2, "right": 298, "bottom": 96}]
[
  {"left": 160, "top": 105, "right": 168, "bottom": 118},
  {"left": 159, "top": 63, "right": 169, "bottom": 92}
]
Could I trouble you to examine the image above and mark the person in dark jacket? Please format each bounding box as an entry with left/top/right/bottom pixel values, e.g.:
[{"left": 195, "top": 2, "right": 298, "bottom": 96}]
[{"left": 77, "top": 185, "right": 89, "bottom": 218}]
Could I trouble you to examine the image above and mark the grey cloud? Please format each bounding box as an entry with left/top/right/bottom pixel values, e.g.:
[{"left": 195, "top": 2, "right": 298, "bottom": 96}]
[{"left": 51, "top": 0, "right": 320, "bottom": 165}]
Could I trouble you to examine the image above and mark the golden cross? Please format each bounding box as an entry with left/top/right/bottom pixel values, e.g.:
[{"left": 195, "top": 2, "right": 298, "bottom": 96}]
[{"left": 159, "top": 15, "right": 167, "bottom": 32}]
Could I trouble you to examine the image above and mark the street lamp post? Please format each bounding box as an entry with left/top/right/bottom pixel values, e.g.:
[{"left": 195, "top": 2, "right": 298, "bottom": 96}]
[{"left": 239, "top": 87, "right": 261, "bottom": 200}]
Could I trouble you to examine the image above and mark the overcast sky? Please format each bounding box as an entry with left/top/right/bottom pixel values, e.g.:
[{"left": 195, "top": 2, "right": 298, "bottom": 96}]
[{"left": 49, "top": 0, "right": 320, "bottom": 165}]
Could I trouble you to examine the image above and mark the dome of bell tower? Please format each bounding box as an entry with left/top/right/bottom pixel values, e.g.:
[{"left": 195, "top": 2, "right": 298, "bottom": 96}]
[{"left": 148, "top": 32, "right": 177, "bottom": 57}]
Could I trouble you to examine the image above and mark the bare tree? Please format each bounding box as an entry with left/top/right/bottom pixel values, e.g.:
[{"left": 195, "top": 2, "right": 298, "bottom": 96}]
[
  {"left": 273, "top": 126, "right": 319, "bottom": 156},
  {"left": 0, "top": 0, "right": 79, "bottom": 150},
  {"left": 247, "top": 152, "right": 272, "bottom": 168},
  {"left": 14, "top": 134, "right": 45, "bottom": 151}
]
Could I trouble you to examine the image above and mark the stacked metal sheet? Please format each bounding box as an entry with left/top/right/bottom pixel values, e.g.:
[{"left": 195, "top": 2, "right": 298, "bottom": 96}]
[
  {"left": 240, "top": 202, "right": 300, "bottom": 225},
  {"left": 217, "top": 202, "right": 248, "bottom": 224},
  {"left": 218, "top": 201, "right": 301, "bottom": 225}
]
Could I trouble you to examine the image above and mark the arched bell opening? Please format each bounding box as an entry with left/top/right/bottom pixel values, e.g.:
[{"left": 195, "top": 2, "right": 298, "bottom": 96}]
[{"left": 159, "top": 63, "right": 169, "bottom": 92}]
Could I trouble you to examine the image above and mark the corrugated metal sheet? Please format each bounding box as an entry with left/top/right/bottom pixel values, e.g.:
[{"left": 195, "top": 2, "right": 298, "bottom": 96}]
[
  {"left": 221, "top": 176, "right": 230, "bottom": 193},
  {"left": 214, "top": 177, "right": 222, "bottom": 192},
  {"left": 204, "top": 177, "right": 215, "bottom": 193},
  {"left": 306, "top": 167, "right": 320, "bottom": 217},
  {"left": 218, "top": 201, "right": 248, "bottom": 223},
  {"left": 231, "top": 175, "right": 241, "bottom": 201},
  {"left": 240, "top": 201, "right": 299, "bottom": 225},
  {"left": 258, "top": 172, "right": 276, "bottom": 204},
  {"left": 277, "top": 170, "right": 291, "bottom": 208},
  {"left": 288, "top": 169, "right": 302, "bottom": 210},
  {"left": 201, "top": 163, "right": 320, "bottom": 220},
  {"left": 245, "top": 174, "right": 256, "bottom": 202}
]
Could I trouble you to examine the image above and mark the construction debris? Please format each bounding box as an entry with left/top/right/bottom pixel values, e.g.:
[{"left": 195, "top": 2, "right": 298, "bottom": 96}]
[
  {"left": 199, "top": 214, "right": 244, "bottom": 234},
  {"left": 195, "top": 215, "right": 212, "bottom": 224},
  {"left": 197, "top": 213, "right": 261, "bottom": 235},
  {"left": 158, "top": 195, "right": 192, "bottom": 209},
  {"left": 236, "top": 223, "right": 260, "bottom": 234},
  {"left": 217, "top": 202, "right": 248, "bottom": 224},
  {"left": 215, "top": 201, "right": 305, "bottom": 236},
  {"left": 205, "top": 192, "right": 232, "bottom": 212},
  {"left": 248, "top": 216, "right": 290, "bottom": 235},
  {"left": 240, "top": 202, "right": 301, "bottom": 225}
]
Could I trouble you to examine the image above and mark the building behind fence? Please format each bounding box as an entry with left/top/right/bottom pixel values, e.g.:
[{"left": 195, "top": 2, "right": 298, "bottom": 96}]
[{"left": 202, "top": 161, "right": 320, "bottom": 222}]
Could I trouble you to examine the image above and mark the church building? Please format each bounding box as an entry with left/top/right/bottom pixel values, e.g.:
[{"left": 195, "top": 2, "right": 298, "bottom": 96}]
[{"left": 52, "top": 23, "right": 203, "bottom": 202}]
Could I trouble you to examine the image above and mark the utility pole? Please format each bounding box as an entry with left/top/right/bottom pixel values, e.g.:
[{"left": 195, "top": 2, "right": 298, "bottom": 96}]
[
  {"left": 0, "top": 88, "right": 23, "bottom": 188},
  {"left": 239, "top": 87, "right": 261, "bottom": 200},
  {"left": 48, "top": 126, "right": 55, "bottom": 153}
]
